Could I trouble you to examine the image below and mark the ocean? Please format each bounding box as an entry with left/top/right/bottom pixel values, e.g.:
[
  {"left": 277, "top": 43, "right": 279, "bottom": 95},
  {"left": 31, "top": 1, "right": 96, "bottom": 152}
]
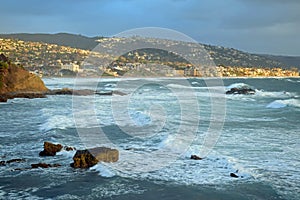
[{"left": 0, "top": 77, "right": 299, "bottom": 199}]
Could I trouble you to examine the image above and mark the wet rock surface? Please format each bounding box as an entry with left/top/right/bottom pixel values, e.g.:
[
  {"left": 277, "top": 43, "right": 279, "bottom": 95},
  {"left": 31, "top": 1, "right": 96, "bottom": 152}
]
[
  {"left": 39, "top": 142, "right": 63, "bottom": 156},
  {"left": 226, "top": 87, "right": 255, "bottom": 95},
  {"left": 71, "top": 147, "right": 119, "bottom": 168}
]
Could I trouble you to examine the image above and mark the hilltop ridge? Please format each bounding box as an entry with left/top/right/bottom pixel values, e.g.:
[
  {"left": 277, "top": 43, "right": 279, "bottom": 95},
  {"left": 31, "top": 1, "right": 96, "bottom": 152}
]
[
  {"left": 0, "top": 33, "right": 102, "bottom": 50},
  {"left": 1, "top": 33, "right": 299, "bottom": 68}
]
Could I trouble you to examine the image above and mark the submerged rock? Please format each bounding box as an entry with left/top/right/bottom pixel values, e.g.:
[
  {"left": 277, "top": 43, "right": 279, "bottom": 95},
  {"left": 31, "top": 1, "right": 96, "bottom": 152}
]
[
  {"left": 46, "top": 88, "right": 94, "bottom": 96},
  {"left": 190, "top": 155, "right": 202, "bottom": 160},
  {"left": 31, "top": 163, "right": 61, "bottom": 169},
  {"left": 71, "top": 147, "right": 119, "bottom": 168},
  {"left": 64, "top": 146, "right": 76, "bottom": 151},
  {"left": 95, "top": 90, "right": 126, "bottom": 96},
  {"left": 39, "top": 142, "right": 63, "bottom": 156},
  {"left": 0, "top": 161, "right": 6, "bottom": 166},
  {"left": 226, "top": 87, "right": 255, "bottom": 95},
  {"left": 6, "top": 158, "right": 26, "bottom": 164}
]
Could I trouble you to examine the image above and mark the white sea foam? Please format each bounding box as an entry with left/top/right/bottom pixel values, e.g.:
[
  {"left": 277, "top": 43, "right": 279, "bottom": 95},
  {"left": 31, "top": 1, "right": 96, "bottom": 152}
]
[
  {"left": 40, "top": 114, "right": 75, "bottom": 131},
  {"left": 267, "top": 99, "right": 300, "bottom": 109},
  {"left": 255, "top": 90, "right": 295, "bottom": 98},
  {"left": 84, "top": 181, "right": 146, "bottom": 199},
  {"left": 112, "top": 153, "right": 252, "bottom": 185},
  {"left": 167, "top": 83, "right": 193, "bottom": 89},
  {"left": 56, "top": 150, "right": 76, "bottom": 158},
  {"left": 226, "top": 83, "right": 254, "bottom": 90},
  {"left": 90, "top": 163, "right": 116, "bottom": 177}
]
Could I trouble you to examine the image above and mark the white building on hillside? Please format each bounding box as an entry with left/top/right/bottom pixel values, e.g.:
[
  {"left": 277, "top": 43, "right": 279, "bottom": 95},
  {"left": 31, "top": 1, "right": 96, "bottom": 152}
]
[{"left": 61, "top": 63, "right": 80, "bottom": 72}]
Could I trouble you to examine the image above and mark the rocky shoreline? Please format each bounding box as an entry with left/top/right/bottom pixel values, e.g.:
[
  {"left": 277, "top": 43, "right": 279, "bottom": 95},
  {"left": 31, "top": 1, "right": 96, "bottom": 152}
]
[
  {"left": 0, "top": 88, "right": 127, "bottom": 102},
  {"left": 1, "top": 142, "right": 119, "bottom": 171},
  {"left": 0, "top": 141, "right": 242, "bottom": 179},
  {"left": 1, "top": 54, "right": 126, "bottom": 102}
]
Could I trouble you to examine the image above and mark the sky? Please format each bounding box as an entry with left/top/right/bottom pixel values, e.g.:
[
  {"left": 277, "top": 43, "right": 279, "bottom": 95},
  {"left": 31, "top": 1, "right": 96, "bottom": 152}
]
[{"left": 0, "top": 0, "right": 300, "bottom": 56}]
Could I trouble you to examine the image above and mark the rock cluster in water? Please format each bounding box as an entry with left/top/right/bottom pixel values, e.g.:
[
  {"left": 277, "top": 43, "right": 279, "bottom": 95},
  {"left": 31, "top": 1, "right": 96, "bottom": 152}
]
[
  {"left": 1, "top": 141, "right": 119, "bottom": 171},
  {"left": 225, "top": 87, "right": 255, "bottom": 95}
]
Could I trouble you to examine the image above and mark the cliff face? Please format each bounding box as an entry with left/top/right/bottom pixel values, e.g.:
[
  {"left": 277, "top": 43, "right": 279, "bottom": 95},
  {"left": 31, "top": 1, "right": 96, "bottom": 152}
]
[{"left": 0, "top": 54, "right": 48, "bottom": 94}]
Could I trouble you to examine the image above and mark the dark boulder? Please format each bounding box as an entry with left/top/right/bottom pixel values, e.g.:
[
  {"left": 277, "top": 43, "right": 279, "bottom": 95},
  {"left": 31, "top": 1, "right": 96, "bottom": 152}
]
[
  {"left": 190, "top": 155, "right": 202, "bottom": 160},
  {"left": 230, "top": 172, "right": 239, "bottom": 178},
  {"left": 39, "top": 142, "right": 63, "bottom": 156},
  {"left": 71, "top": 147, "right": 119, "bottom": 168}
]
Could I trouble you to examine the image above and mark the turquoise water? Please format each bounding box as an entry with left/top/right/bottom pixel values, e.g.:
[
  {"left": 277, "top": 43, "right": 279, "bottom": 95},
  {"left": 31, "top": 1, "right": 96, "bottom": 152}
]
[{"left": 0, "top": 77, "right": 299, "bottom": 199}]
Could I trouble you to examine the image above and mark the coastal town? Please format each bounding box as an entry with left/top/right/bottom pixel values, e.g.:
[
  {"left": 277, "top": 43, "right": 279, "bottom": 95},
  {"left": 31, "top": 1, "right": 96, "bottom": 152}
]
[{"left": 0, "top": 37, "right": 299, "bottom": 77}]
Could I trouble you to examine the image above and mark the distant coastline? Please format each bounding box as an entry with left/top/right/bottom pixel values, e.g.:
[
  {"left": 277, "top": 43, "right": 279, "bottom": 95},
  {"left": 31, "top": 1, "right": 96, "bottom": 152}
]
[{"left": 1, "top": 35, "right": 299, "bottom": 78}]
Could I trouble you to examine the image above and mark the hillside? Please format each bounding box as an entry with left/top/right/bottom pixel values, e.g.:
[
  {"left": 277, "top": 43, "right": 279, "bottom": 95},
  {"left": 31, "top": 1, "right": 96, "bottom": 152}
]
[
  {"left": 1, "top": 33, "right": 299, "bottom": 69},
  {"left": 0, "top": 33, "right": 101, "bottom": 50},
  {"left": 262, "top": 55, "right": 300, "bottom": 69}
]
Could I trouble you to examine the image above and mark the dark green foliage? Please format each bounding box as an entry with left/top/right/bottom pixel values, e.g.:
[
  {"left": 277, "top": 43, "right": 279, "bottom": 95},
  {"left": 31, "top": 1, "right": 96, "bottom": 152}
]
[{"left": 0, "top": 61, "right": 9, "bottom": 69}]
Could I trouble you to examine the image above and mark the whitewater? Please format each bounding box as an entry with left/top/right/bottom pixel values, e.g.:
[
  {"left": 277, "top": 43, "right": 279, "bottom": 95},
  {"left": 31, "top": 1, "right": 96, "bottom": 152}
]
[{"left": 0, "top": 77, "right": 299, "bottom": 199}]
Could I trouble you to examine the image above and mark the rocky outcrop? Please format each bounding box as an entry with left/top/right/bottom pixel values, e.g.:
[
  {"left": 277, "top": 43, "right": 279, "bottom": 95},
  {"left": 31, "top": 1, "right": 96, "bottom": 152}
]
[
  {"left": 0, "top": 54, "right": 127, "bottom": 102},
  {"left": 71, "top": 147, "right": 119, "bottom": 168},
  {"left": 0, "top": 54, "right": 48, "bottom": 102},
  {"left": 226, "top": 87, "right": 255, "bottom": 95},
  {"left": 225, "top": 83, "right": 255, "bottom": 95},
  {"left": 46, "top": 88, "right": 95, "bottom": 96},
  {"left": 0, "top": 54, "right": 48, "bottom": 94},
  {"left": 39, "top": 142, "right": 63, "bottom": 156}
]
